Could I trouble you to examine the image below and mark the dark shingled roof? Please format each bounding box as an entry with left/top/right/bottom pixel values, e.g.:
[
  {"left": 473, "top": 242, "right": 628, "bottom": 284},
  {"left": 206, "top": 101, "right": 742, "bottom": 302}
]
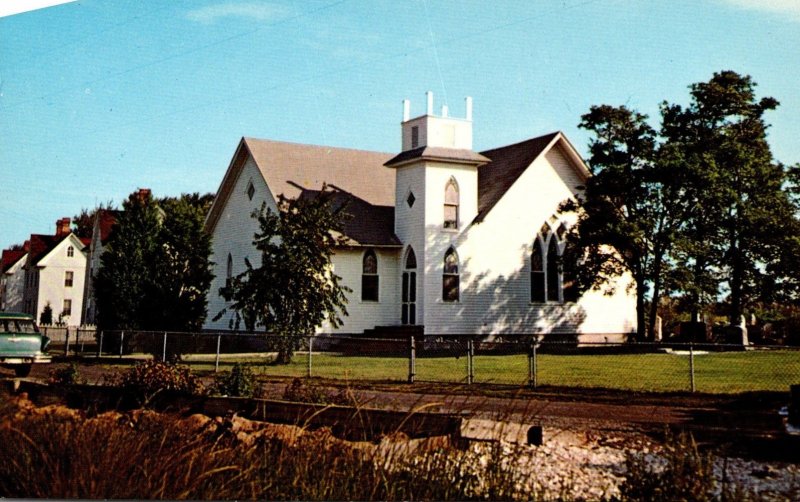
[
  {"left": 96, "top": 209, "right": 121, "bottom": 244},
  {"left": 384, "top": 146, "right": 490, "bottom": 168},
  {"left": 474, "top": 132, "right": 560, "bottom": 223},
  {"left": 1, "top": 249, "right": 26, "bottom": 273}
]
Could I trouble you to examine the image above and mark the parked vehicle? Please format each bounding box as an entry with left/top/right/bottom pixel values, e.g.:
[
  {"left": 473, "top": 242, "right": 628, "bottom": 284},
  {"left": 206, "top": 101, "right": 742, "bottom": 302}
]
[{"left": 0, "top": 312, "right": 51, "bottom": 377}]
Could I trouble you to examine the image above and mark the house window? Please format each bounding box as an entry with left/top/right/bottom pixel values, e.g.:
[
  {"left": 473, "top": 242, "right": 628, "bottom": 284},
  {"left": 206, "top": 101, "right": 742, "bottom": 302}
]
[
  {"left": 444, "top": 179, "right": 459, "bottom": 229},
  {"left": 246, "top": 181, "right": 255, "bottom": 201},
  {"left": 64, "top": 271, "right": 74, "bottom": 288},
  {"left": 62, "top": 299, "right": 72, "bottom": 317},
  {"left": 361, "top": 249, "right": 379, "bottom": 302},
  {"left": 67, "top": 246, "right": 74, "bottom": 257},
  {"left": 411, "top": 126, "right": 419, "bottom": 148},
  {"left": 226, "top": 253, "right": 233, "bottom": 288},
  {"left": 531, "top": 239, "right": 545, "bottom": 302},
  {"left": 443, "top": 247, "right": 459, "bottom": 302},
  {"left": 406, "top": 191, "right": 416, "bottom": 208}
]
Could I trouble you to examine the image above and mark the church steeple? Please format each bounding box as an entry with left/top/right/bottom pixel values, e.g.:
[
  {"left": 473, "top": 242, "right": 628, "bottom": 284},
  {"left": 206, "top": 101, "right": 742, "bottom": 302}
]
[{"left": 399, "top": 92, "right": 474, "bottom": 152}]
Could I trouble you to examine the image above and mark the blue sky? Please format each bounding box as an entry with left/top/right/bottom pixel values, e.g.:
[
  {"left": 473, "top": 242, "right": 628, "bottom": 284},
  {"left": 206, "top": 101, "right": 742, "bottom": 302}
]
[{"left": 1, "top": 0, "right": 799, "bottom": 251}]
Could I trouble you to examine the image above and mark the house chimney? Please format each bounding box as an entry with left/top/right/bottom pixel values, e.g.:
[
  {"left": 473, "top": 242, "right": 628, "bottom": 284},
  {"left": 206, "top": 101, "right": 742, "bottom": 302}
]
[{"left": 55, "top": 217, "right": 71, "bottom": 237}]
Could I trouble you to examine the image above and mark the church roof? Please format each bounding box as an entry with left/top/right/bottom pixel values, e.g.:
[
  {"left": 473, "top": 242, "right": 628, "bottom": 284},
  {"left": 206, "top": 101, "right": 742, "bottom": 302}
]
[{"left": 206, "top": 132, "right": 587, "bottom": 246}]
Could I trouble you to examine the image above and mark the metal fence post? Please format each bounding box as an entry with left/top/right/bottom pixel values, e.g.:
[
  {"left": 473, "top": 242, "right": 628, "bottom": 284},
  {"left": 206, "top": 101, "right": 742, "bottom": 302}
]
[
  {"left": 64, "top": 327, "right": 70, "bottom": 356},
  {"left": 529, "top": 339, "right": 538, "bottom": 388},
  {"left": 119, "top": 331, "right": 124, "bottom": 358},
  {"left": 162, "top": 332, "right": 168, "bottom": 362},
  {"left": 689, "top": 343, "right": 696, "bottom": 393},
  {"left": 97, "top": 330, "right": 103, "bottom": 358},
  {"left": 467, "top": 339, "right": 474, "bottom": 385},
  {"left": 307, "top": 336, "right": 313, "bottom": 378},
  {"left": 408, "top": 335, "right": 416, "bottom": 384},
  {"left": 214, "top": 334, "right": 221, "bottom": 373}
]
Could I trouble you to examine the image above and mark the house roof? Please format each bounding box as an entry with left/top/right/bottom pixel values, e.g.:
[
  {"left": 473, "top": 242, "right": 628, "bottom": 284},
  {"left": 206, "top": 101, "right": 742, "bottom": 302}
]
[
  {"left": 207, "top": 131, "right": 589, "bottom": 246},
  {"left": 96, "top": 209, "right": 121, "bottom": 244},
  {"left": 26, "top": 233, "right": 86, "bottom": 267},
  {"left": 1, "top": 249, "right": 26, "bottom": 274}
]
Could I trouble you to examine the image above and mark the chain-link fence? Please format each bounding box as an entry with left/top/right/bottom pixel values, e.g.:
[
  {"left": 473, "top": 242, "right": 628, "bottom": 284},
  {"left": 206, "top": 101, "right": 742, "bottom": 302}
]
[{"left": 45, "top": 328, "right": 800, "bottom": 394}]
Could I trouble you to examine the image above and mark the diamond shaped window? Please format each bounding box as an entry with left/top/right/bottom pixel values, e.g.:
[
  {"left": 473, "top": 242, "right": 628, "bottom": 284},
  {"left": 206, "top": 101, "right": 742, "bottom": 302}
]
[{"left": 406, "top": 191, "right": 416, "bottom": 208}]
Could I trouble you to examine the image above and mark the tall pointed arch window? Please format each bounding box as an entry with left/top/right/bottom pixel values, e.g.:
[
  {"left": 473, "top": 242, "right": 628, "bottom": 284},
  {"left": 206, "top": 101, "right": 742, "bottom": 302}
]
[
  {"left": 443, "top": 247, "right": 460, "bottom": 302},
  {"left": 402, "top": 247, "right": 417, "bottom": 324},
  {"left": 444, "top": 179, "right": 459, "bottom": 229},
  {"left": 361, "top": 249, "right": 379, "bottom": 301},
  {"left": 226, "top": 253, "right": 233, "bottom": 288},
  {"left": 67, "top": 246, "right": 74, "bottom": 257},
  {"left": 547, "top": 237, "right": 560, "bottom": 302},
  {"left": 531, "top": 239, "right": 545, "bottom": 302},
  {"left": 531, "top": 220, "right": 569, "bottom": 303}
]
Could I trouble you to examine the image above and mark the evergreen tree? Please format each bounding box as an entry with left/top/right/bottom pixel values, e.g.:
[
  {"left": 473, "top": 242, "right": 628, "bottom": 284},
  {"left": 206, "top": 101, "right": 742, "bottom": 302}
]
[
  {"left": 94, "top": 191, "right": 213, "bottom": 332},
  {"left": 217, "top": 186, "right": 351, "bottom": 364}
]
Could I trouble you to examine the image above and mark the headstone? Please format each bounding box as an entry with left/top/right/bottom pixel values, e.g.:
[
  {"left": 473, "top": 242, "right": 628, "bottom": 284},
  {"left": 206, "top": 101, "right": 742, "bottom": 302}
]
[{"left": 654, "top": 315, "right": 663, "bottom": 342}]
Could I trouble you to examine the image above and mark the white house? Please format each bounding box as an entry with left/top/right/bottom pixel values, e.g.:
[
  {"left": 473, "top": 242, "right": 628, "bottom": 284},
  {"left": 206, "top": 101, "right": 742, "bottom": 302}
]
[
  {"left": 21, "top": 218, "right": 89, "bottom": 327},
  {"left": 204, "top": 93, "right": 636, "bottom": 341},
  {"left": 0, "top": 246, "right": 28, "bottom": 312}
]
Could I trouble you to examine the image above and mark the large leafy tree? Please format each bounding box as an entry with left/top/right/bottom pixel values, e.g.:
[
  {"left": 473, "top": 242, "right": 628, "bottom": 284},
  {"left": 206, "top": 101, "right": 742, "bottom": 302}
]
[
  {"left": 662, "top": 71, "right": 800, "bottom": 324},
  {"left": 563, "top": 105, "right": 681, "bottom": 340},
  {"left": 94, "top": 191, "right": 213, "bottom": 332},
  {"left": 569, "top": 71, "right": 800, "bottom": 338},
  {"left": 217, "top": 186, "right": 351, "bottom": 364}
]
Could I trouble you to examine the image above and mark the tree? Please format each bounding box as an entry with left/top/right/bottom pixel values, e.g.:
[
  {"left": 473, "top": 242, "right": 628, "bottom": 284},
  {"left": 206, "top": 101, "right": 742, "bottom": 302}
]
[
  {"left": 563, "top": 105, "right": 681, "bottom": 340},
  {"left": 94, "top": 190, "right": 162, "bottom": 331},
  {"left": 661, "top": 71, "right": 800, "bottom": 324},
  {"left": 142, "top": 194, "right": 214, "bottom": 332},
  {"left": 568, "top": 71, "right": 799, "bottom": 339},
  {"left": 39, "top": 303, "right": 53, "bottom": 325},
  {"left": 216, "top": 186, "right": 351, "bottom": 364},
  {"left": 94, "top": 191, "right": 214, "bottom": 333}
]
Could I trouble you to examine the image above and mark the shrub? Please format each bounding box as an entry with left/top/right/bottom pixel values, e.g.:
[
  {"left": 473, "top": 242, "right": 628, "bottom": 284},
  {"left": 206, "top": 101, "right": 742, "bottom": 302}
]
[
  {"left": 119, "top": 360, "right": 204, "bottom": 402},
  {"left": 282, "top": 378, "right": 352, "bottom": 406},
  {"left": 48, "top": 362, "right": 81, "bottom": 385},
  {"left": 212, "top": 363, "right": 257, "bottom": 397}
]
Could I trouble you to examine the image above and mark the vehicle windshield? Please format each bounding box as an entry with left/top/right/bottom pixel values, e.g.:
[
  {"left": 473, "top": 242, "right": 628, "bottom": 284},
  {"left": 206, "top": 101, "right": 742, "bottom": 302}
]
[{"left": 0, "top": 319, "right": 39, "bottom": 333}]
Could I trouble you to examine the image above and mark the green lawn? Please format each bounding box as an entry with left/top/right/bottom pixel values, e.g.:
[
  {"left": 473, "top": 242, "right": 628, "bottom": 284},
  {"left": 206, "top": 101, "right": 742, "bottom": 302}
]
[{"left": 183, "top": 349, "right": 800, "bottom": 394}]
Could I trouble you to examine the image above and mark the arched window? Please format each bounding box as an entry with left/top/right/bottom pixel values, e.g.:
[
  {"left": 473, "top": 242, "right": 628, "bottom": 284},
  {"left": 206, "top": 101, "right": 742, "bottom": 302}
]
[
  {"left": 226, "top": 253, "right": 233, "bottom": 288},
  {"left": 443, "top": 247, "right": 459, "bottom": 302},
  {"left": 444, "top": 179, "right": 459, "bottom": 229},
  {"left": 402, "top": 247, "right": 417, "bottom": 324},
  {"left": 547, "top": 237, "right": 560, "bottom": 302},
  {"left": 67, "top": 246, "right": 74, "bottom": 257},
  {"left": 361, "top": 249, "right": 379, "bottom": 302},
  {"left": 531, "top": 238, "right": 545, "bottom": 302}
]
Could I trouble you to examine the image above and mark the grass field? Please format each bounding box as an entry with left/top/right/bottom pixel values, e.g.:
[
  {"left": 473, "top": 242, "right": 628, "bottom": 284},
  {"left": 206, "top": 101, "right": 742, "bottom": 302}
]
[{"left": 179, "top": 349, "right": 800, "bottom": 394}]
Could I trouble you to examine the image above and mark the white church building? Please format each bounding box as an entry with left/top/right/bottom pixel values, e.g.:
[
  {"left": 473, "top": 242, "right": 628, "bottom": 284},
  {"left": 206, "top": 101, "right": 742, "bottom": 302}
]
[{"left": 204, "top": 94, "right": 636, "bottom": 341}]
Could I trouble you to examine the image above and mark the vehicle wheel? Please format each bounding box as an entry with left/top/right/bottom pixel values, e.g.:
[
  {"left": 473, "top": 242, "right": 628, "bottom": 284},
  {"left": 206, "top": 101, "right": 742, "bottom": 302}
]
[{"left": 14, "top": 365, "right": 32, "bottom": 378}]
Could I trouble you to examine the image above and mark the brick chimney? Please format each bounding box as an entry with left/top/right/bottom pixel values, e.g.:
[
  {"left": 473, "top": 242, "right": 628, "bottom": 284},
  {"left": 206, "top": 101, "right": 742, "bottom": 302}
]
[{"left": 55, "top": 217, "right": 71, "bottom": 237}]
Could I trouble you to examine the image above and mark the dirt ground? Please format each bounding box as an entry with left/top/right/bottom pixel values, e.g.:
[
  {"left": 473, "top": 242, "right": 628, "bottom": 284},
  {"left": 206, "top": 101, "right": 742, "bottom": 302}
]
[{"left": 7, "top": 357, "right": 797, "bottom": 462}]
